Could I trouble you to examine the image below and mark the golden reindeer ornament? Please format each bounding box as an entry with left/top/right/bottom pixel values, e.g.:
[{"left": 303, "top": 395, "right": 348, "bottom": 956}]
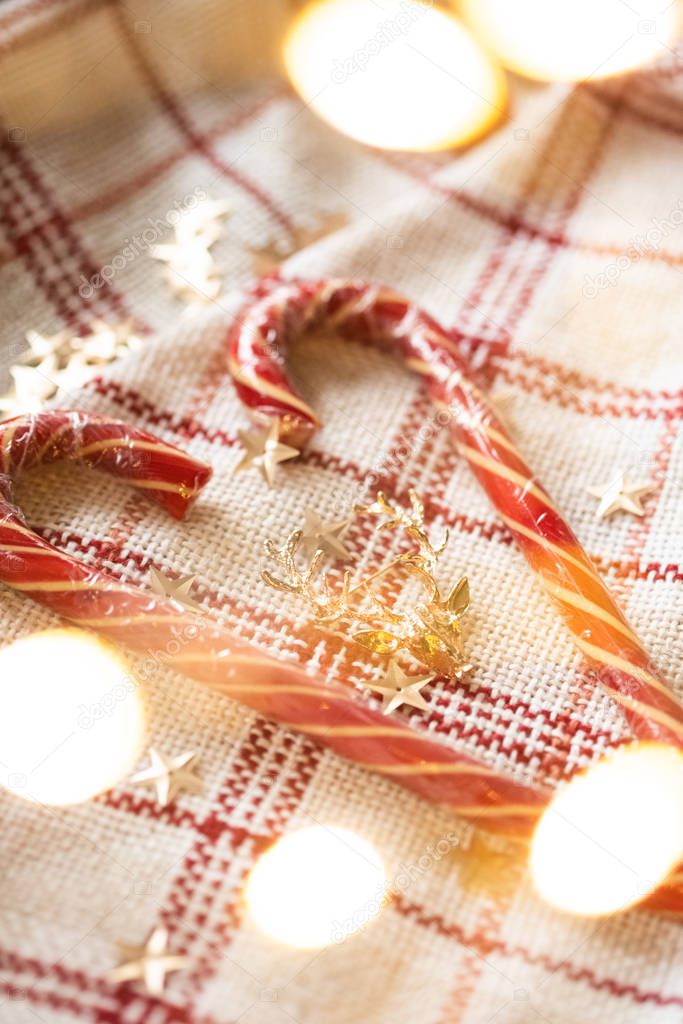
[{"left": 262, "top": 490, "right": 472, "bottom": 681}]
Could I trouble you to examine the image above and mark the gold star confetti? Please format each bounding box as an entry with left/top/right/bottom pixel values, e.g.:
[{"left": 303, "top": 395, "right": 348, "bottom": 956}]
[
  {"left": 0, "top": 322, "right": 142, "bottom": 419},
  {"left": 129, "top": 748, "right": 202, "bottom": 807},
  {"left": 25, "top": 328, "right": 72, "bottom": 362},
  {"left": 53, "top": 355, "right": 99, "bottom": 392},
  {"left": 300, "top": 508, "right": 352, "bottom": 560},
  {"left": 175, "top": 197, "right": 231, "bottom": 247},
  {"left": 107, "top": 926, "right": 190, "bottom": 995},
  {"left": 151, "top": 241, "right": 222, "bottom": 302},
  {"left": 74, "top": 320, "right": 142, "bottom": 363},
  {"left": 0, "top": 356, "right": 59, "bottom": 416},
  {"left": 235, "top": 420, "right": 300, "bottom": 486},
  {"left": 151, "top": 197, "right": 230, "bottom": 303},
  {"left": 366, "top": 659, "right": 434, "bottom": 715},
  {"left": 148, "top": 567, "right": 203, "bottom": 612},
  {"left": 587, "top": 469, "right": 657, "bottom": 519}
]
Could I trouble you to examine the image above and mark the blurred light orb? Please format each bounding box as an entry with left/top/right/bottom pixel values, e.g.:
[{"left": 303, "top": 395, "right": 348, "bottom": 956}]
[
  {"left": 244, "top": 825, "right": 387, "bottom": 947},
  {"left": 531, "top": 743, "right": 683, "bottom": 916},
  {"left": 461, "top": 0, "right": 681, "bottom": 82},
  {"left": 284, "top": 0, "right": 507, "bottom": 151},
  {"left": 0, "top": 629, "right": 146, "bottom": 805}
]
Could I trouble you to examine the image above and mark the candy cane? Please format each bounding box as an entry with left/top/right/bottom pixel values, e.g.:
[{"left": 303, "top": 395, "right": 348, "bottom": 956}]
[
  {"left": 0, "top": 410, "right": 550, "bottom": 837},
  {"left": 2, "top": 410, "right": 682, "bottom": 912},
  {"left": 228, "top": 276, "right": 683, "bottom": 750}
]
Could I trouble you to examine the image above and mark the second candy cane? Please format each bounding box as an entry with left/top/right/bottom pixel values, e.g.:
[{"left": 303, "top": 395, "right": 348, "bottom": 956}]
[{"left": 228, "top": 275, "right": 683, "bottom": 749}]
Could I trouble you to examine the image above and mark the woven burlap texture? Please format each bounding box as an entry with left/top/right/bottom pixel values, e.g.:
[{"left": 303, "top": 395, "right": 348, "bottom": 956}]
[{"left": 0, "top": 2, "right": 682, "bottom": 1022}]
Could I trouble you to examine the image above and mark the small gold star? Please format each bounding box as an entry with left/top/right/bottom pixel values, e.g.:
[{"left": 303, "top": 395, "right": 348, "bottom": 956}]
[
  {"left": 0, "top": 356, "right": 59, "bottom": 416},
  {"left": 151, "top": 196, "right": 230, "bottom": 303},
  {"left": 54, "top": 354, "right": 99, "bottom": 392},
  {"left": 235, "top": 420, "right": 300, "bottom": 486},
  {"left": 129, "top": 748, "right": 202, "bottom": 807},
  {"left": 148, "top": 567, "right": 202, "bottom": 611},
  {"left": 74, "top": 320, "right": 142, "bottom": 363},
  {"left": 366, "top": 660, "right": 434, "bottom": 715},
  {"left": 25, "top": 328, "right": 72, "bottom": 362},
  {"left": 175, "top": 197, "right": 231, "bottom": 247},
  {"left": 151, "top": 242, "right": 222, "bottom": 302},
  {"left": 587, "top": 470, "right": 657, "bottom": 519},
  {"left": 301, "top": 508, "right": 352, "bottom": 560},
  {"left": 0, "top": 323, "right": 143, "bottom": 419},
  {"left": 107, "top": 926, "right": 190, "bottom": 995}
]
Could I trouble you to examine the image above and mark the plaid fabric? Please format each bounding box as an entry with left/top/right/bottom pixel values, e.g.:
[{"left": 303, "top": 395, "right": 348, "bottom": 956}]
[{"left": 1, "top": 2, "right": 682, "bottom": 1021}]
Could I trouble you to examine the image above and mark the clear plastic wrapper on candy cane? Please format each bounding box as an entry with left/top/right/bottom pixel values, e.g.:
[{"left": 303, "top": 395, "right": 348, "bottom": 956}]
[
  {"left": 1, "top": 266, "right": 683, "bottom": 914},
  {"left": 0, "top": 409, "right": 551, "bottom": 838},
  {"left": 227, "top": 275, "right": 683, "bottom": 750}
]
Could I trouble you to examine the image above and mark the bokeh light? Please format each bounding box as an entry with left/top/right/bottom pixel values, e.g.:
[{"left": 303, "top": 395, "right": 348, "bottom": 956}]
[
  {"left": 244, "top": 825, "right": 387, "bottom": 947},
  {"left": 460, "top": 0, "right": 681, "bottom": 82},
  {"left": 531, "top": 743, "right": 683, "bottom": 915},
  {"left": 284, "top": 0, "right": 507, "bottom": 151},
  {"left": 0, "top": 629, "right": 146, "bottom": 806}
]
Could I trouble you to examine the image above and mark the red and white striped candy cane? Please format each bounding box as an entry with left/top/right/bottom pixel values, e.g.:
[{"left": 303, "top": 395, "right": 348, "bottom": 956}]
[
  {"left": 1, "top": 410, "right": 681, "bottom": 911},
  {"left": 0, "top": 410, "right": 551, "bottom": 838},
  {"left": 227, "top": 275, "right": 683, "bottom": 750}
]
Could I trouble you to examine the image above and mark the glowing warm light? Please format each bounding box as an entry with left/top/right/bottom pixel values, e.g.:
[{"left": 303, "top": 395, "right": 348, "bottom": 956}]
[
  {"left": 461, "top": 0, "right": 682, "bottom": 83},
  {"left": 0, "top": 629, "right": 146, "bottom": 805},
  {"left": 531, "top": 743, "right": 683, "bottom": 916},
  {"left": 244, "top": 825, "right": 387, "bottom": 947},
  {"left": 284, "top": 0, "right": 507, "bottom": 151}
]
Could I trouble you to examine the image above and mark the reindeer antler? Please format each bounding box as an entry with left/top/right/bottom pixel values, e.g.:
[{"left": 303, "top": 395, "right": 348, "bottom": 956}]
[
  {"left": 262, "top": 530, "right": 350, "bottom": 623},
  {"left": 355, "top": 489, "right": 448, "bottom": 573}
]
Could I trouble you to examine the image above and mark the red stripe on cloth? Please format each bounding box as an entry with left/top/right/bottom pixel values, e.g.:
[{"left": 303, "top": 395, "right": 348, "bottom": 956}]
[
  {"left": 495, "top": 350, "right": 683, "bottom": 405},
  {"left": 477, "top": 86, "right": 622, "bottom": 347},
  {"left": 67, "top": 85, "right": 282, "bottom": 225},
  {"left": 493, "top": 364, "right": 683, "bottom": 421},
  {"left": 159, "top": 722, "right": 323, "bottom": 1001},
  {"left": 394, "top": 896, "right": 683, "bottom": 1009},
  {"left": 381, "top": 150, "right": 568, "bottom": 252},
  {"left": 85, "top": 378, "right": 681, "bottom": 566},
  {"left": 0, "top": 129, "right": 131, "bottom": 329},
  {"left": 591, "top": 84, "right": 683, "bottom": 139},
  {"left": 0, "top": 981, "right": 107, "bottom": 1021},
  {"left": 0, "top": 945, "right": 223, "bottom": 1023},
  {"left": 110, "top": 1, "right": 296, "bottom": 239}
]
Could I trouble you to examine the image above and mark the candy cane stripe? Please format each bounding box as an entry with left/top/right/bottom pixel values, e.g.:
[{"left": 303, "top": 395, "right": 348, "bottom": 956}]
[{"left": 226, "top": 275, "right": 683, "bottom": 757}]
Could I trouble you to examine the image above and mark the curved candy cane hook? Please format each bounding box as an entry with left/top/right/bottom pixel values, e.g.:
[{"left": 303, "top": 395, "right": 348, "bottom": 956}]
[
  {"left": 228, "top": 275, "right": 683, "bottom": 750},
  {"left": 0, "top": 410, "right": 550, "bottom": 837}
]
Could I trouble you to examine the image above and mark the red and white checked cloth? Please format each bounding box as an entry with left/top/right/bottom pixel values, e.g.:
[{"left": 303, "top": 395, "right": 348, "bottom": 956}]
[{"left": 0, "top": 2, "right": 682, "bottom": 1022}]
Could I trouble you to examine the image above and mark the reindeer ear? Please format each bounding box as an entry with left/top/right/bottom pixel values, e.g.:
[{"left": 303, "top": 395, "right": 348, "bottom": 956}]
[
  {"left": 353, "top": 630, "right": 400, "bottom": 655},
  {"left": 446, "top": 576, "right": 470, "bottom": 616}
]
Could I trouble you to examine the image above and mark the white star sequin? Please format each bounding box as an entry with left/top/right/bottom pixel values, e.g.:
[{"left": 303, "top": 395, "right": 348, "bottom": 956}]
[
  {"left": 366, "top": 660, "right": 434, "bottom": 715},
  {"left": 107, "top": 927, "right": 190, "bottom": 995},
  {"left": 129, "top": 748, "right": 202, "bottom": 807},
  {"left": 587, "top": 470, "right": 656, "bottom": 519}
]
